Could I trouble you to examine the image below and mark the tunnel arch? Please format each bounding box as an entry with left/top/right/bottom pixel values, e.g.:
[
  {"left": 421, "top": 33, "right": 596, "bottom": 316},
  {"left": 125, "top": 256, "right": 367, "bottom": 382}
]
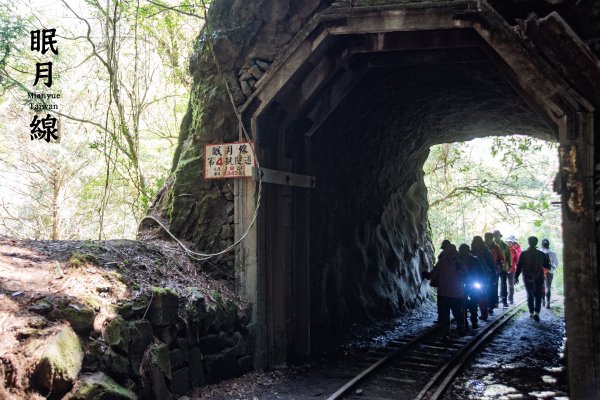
[
  {"left": 233, "top": 1, "right": 598, "bottom": 396},
  {"left": 307, "top": 61, "right": 555, "bottom": 335}
]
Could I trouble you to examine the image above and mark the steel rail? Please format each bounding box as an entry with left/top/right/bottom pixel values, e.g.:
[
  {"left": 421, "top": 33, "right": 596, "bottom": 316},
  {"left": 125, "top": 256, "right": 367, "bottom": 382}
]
[
  {"left": 325, "top": 324, "right": 445, "bottom": 400},
  {"left": 326, "top": 296, "right": 527, "bottom": 400},
  {"left": 414, "top": 299, "right": 527, "bottom": 400}
]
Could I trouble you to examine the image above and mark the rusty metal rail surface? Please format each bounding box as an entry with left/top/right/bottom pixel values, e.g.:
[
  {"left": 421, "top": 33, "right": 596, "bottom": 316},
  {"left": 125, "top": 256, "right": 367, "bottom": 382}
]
[{"left": 326, "top": 298, "right": 527, "bottom": 400}]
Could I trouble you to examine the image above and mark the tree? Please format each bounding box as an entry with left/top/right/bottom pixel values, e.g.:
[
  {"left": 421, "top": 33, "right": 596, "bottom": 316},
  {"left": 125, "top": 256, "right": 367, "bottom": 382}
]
[
  {"left": 424, "top": 135, "right": 560, "bottom": 250},
  {"left": 0, "top": 0, "right": 202, "bottom": 240},
  {"left": 0, "top": 1, "right": 28, "bottom": 94}
]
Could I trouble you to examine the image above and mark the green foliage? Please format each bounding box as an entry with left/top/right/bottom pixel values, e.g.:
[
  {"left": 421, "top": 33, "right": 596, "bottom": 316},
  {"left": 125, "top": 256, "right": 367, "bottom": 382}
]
[
  {"left": 0, "top": 1, "right": 30, "bottom": 96},
  {"left": 424, "top": 135, "right": 561, "bottom": 257},
  {"left": 0, "top": 3, "right": 26, "bottom": 67},
  {"left": 0, "top": 0, "right": 205, "bottom": 240}
]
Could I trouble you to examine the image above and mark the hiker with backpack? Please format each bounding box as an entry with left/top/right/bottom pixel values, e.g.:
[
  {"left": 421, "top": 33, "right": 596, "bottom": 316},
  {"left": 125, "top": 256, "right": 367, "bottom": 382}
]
[
  {"left": 459, "top": 244, "right": 485, "bottom": 330},
  {"left": 484, "top": 232, "right": 505, "bottom": 313},
  {"left": 470, "top": 236, "right": 493, "bottom": 321},
  {"left": 493, "top": 230, "right": 512, "bottom": 307},
  {"left": 424, "top": 243, "right": 467, "bottom": 336},
  {"left": 540, "top": 238, "right": 559, "bottom": 308},
  {"left": 505, "top": 235, "right": 522, "bottom": 305},
  {"left": 516, "top": 236, "right": 550, "bottom": 321}
]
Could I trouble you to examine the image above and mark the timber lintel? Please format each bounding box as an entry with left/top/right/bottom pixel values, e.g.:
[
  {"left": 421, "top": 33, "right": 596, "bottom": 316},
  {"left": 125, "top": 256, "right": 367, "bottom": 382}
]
[{"left": 252, "top": 167, "right": 316, "bottom": 188}]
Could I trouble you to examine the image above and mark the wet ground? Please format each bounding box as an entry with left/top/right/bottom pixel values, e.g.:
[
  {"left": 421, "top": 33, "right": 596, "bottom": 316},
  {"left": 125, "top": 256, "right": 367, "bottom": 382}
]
[
  {"left": 444, "top": 296, "right": 568, "bottom": 400},
  {"left": 192, "top": 294, "right": 568, "bottom": 399}
]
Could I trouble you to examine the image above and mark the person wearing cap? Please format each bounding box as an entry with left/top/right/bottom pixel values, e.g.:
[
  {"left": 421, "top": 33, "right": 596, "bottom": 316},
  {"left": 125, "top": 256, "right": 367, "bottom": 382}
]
[
  {"left": 484, "top": 232, "right": 505, "bottom": 313},
  {"left": 505, "top": 235, "right": 522, "bottom": 304},
  {"left": 540, "top": 238, "right": 559, "bottom": 308},
  {"left": 493, "top": 230, "right": 512, "bottom": 307}
]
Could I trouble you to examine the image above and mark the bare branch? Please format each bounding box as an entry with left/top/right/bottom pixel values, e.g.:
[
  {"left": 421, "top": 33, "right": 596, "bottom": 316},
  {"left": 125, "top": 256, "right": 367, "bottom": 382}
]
[{"left": 144, "top": 0, "right": 204, "bottom": 19}]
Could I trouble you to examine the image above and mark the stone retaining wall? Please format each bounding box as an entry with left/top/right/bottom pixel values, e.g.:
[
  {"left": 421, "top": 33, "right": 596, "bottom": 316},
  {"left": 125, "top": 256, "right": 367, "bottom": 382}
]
[{"left": 32, "top": 287, "right": 253, "bottom": 399}]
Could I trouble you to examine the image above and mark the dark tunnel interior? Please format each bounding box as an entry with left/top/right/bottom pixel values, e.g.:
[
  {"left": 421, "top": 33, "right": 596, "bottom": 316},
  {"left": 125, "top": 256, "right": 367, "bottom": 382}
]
[{"left": 307, "top": 51, "right": 556, "bottom": 346}]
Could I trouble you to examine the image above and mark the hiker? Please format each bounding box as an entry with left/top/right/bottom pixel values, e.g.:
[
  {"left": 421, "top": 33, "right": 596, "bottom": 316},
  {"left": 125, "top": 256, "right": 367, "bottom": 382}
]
[
  {"left": 516, "top": 236, "right": 550, "bottom": 321},
  {"left": 424, "top": 244, "right": 467, "bottom": 335},
  {"left": 505, "top": 235, "right": 522, "bottom": 304},
  {"left": 459, "top": 244, "right": 485, "bottom": 330},
  {"left": 540, "top": 238, "right": 559, "bottom": 308},
  {"left": 470, "top": 236, "right": 492, "bottom": 321},
  {"left": 484, "top": 232, "right": 505, "bottom": 313},
  {"left": 493, "top": 230, "right": 512, "bottom": 307},
  {"left": 433, "top": 239, "right": 452, "bottom": 323}
]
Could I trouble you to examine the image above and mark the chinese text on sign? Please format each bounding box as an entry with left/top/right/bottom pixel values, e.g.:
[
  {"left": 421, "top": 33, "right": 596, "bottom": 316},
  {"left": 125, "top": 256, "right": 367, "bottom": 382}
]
[{"left": 204, "top": 142, "right": 255, "bottom": 179}]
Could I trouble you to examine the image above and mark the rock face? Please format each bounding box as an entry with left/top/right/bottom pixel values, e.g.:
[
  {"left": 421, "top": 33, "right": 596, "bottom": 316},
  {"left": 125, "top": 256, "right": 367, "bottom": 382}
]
[
  {"left": 309, "top": 63, "right": 552, "bottom": 335},
  {"left": 150, "top": 0, "right": 325, "bottom": 263},
  {"left": 146, "top": 287, "right": 179, "bottom": 326},
  {"left": 148, "top": 0, "right": 599, "bottom": 345},
  {"left": 24, "top": 288, "right": 255, "bottom": 399},
  {"left": 90, "top": 289, "right": 254, "bottom": 399}
]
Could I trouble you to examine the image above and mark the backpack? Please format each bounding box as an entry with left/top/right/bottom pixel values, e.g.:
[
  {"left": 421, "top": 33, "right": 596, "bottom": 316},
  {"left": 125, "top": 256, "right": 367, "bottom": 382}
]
[{"left": 522, "top": 249, "right": 545, "bottom": 281}]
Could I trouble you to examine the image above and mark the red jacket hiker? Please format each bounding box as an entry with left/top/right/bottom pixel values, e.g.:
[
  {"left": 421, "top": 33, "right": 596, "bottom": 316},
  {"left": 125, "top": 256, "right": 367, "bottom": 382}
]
[{"left": 508, "top": 242, "right": 521, "bottom": 273}]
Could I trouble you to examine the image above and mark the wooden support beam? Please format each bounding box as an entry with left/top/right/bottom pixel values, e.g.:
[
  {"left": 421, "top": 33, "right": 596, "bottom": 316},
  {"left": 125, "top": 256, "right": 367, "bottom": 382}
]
[
  {"left": 305, "top": 60, "right": 370, "bottom": 137},
  {"left": 363, "top": 47, "right": 489, "bottom": 67},
  {"left": 253, "top": 167, "right": 316, "bottom": 188},
  {"left": 348, "top": 29, "right": 482, "bottom": 54}
]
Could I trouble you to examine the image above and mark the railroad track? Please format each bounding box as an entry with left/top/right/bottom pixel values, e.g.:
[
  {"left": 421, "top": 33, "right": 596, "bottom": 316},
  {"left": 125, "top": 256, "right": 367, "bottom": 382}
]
[{"left": 326, "top": 297, "right": 527, "bottom": 400}]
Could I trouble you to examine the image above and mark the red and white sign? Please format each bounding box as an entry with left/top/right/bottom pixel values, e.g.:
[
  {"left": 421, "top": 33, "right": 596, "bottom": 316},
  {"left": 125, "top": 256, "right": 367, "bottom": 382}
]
[{"left": 204, "top": 142, "right": 255, "bottom": 179}]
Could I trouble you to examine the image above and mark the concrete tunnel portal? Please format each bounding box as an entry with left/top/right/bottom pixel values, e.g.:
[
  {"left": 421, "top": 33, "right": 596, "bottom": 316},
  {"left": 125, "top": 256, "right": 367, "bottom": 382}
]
[{"left": 229, "top": 2, "right": 599, "bottom": 397}]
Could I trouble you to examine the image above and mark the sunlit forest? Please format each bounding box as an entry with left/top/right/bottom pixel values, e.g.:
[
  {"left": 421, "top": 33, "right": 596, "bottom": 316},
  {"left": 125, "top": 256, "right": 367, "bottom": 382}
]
[
  {"left": 0, "top": 0, "right": 204, "bottom": 239},
  {"left": 424, "top": 136, "right": 562, "bottom": 286}
]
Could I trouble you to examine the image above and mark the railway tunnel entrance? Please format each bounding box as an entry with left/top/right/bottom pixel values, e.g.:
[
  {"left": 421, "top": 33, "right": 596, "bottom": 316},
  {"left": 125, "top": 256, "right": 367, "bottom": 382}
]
[
  {"left": 307, "top": 61, "right": 556, "bottom": 344},
  {"left": 233, "top": 2, "right": 598, "bottom": 397}
]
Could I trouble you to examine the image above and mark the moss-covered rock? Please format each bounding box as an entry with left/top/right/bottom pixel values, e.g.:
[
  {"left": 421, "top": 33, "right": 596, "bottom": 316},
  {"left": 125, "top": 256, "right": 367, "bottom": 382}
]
[
  {"left": 70, "top": 372, "right": 137, "bottom": 400},
  {"left": 34, "top": 326, "right": 83, "bottom": 397},
  {"left": 127, "top": 320, "right": 153, "bottom": 377},
  {"left": 189, "top": 347, "right": 206, "bottom": 388},
  {"left": 59, "top": 304, "right": 96, "bottom": 336},
  {"left": 99, "top": 348, "right": 129, "bottom": 383},
  {"left": 142, "top": 343, "right": 173, "bottom": 399},
  {"left": 148, "top": 343, "right": 171, "bottom": 380},
  {"left": 231, "top": 331, "right": 246, "bottom": 357},
  {"left": 146, "top": 287, "right": 179, "bottom": 326},
  {"left": 212, "top": 300, "right": 237, "bottom": 334},
  {"left": 67, "top": 252, "right": 98, "bottom": 267},
  {"left": 236, "top": 355, "right": 254, "bottom": 375},
  {"left": 116, "top": 297, "right": 149, "bottom": 320},
  {"left": 169, "top": 367, "right": 191, "bottom": 396},
  {"left": 169, "top": 348, "right": 188, "bottom": 371},
  {"left": 104, "top": 316, "right": 130, "bottom": 354},
  {"left": 203, "top": 353, "right": 224, "bottom": 384},
  {"left": 29, "top": 298, "right": 53, "bottom": 315},
  {"left": 184, "top": 287, "right": 206, "bottom": 323}
]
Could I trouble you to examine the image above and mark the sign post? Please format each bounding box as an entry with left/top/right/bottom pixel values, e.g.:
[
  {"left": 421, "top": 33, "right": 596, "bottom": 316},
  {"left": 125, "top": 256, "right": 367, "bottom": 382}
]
[{"left": 204, "top": 142, "right": 255, "bottom": 179}]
